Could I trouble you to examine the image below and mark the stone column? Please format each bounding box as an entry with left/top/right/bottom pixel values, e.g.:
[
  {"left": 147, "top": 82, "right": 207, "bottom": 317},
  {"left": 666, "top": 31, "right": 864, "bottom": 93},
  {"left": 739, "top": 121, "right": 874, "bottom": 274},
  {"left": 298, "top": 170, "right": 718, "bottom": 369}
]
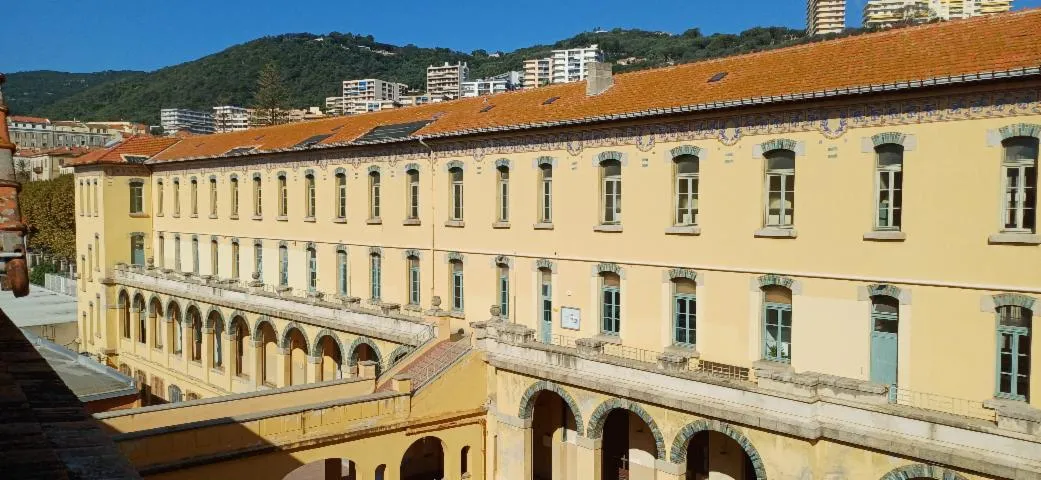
[
  {"left": 278, "top": 346, "right": 292, "bottom": 387},
  {"left": 219, "top": 332, "right": 234, "bottom": 391},
  {"left": 575, "top": 436, "right": 602, "bottom": 480},
  {"left": 200, "top": 326, "right": 213, "bottom": 382},
  {"left": 494, "top": 412, "right": 532, "bottom": 480},
  {"left": 307, "top": 355, "right": 322, "bottom": 384},
  {"left": 655, "top": 460, "right": 686, "bottom": 480},
  {"left": 252, "top": 339, "right": 265, "bottom": 388}
]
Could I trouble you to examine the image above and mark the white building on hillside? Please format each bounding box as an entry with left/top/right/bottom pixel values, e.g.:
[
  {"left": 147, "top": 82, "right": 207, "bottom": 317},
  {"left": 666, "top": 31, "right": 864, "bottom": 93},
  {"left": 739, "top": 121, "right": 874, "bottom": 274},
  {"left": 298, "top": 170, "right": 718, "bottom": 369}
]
[
  {"left": 212, "top": 106, "right": 251, "bottom": 133},
  {"left": 160, "top": 108, "right": 215, "bottom": 135}
]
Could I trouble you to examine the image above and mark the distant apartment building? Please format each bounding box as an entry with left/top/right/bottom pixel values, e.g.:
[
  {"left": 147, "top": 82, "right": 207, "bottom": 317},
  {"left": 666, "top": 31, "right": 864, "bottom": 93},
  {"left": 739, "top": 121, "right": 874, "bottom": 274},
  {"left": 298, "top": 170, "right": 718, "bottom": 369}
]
[
  {"left": 212, "top": 106, "right": 251, "bottom": 133},
  {"left": 6, "top": 116, "right": 121, "bottom": 149},
  {"left": 160, "top": 108, "right": 215, "bottom": 135},
  {"left": 460, "top": 71, "right": 521, "bottom": 98},
  {"left": 426, "top": 62, "right": 469, "bottom": 99},
  {"left": 551, "top": 45, "right": 604, "bottom": 84},
  {"left": 341, "top": 78, "right": 407, "bottom": 115},
  {"left": 397, "top": 94, "right": 432, "bottom": 107},
  {"left": 15, "top": 147, "right": 85, "bottom": 181},
  {"left": 863, "top": 0, "right": 1013, "bottom": 28},
  {"left": 807, "top": 0, "right": 847, "bottom": 35},
  {"left": 523, "top": 57, "right": 552, "bottom": 89},
  {"left": 325, "top": 96, "right": 347, "bottom": 116}
]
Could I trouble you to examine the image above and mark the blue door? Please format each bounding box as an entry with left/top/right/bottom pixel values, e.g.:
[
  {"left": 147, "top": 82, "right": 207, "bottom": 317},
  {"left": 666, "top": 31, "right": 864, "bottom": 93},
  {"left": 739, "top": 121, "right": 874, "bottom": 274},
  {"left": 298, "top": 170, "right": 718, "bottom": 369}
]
[
  {"left": 540, "top": 280, "right": 552, "bottom": 343},
  {"left": 870, "top": 299, "right": 899, "bottom": 395}
]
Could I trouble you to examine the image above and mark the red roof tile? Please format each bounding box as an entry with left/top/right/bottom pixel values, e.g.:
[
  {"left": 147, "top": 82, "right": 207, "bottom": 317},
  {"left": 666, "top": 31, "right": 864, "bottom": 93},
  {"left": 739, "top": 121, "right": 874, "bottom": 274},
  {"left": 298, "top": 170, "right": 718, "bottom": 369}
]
[
  {"left": 146, "top": 10, "right": 1041, "bottom": 164},
  {"left": 8, "top": 115, "right": 49, "bottom": 124},
  {"left": 67, "top": 136, "right": 180, "bottom": 166}
]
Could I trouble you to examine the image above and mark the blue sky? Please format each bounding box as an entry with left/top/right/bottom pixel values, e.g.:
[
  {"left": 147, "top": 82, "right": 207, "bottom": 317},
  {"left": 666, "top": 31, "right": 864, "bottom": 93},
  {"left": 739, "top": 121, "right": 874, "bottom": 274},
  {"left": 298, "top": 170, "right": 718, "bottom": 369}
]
[{"left": 3, "top": 0, "right": 1040, "bottom": 73}]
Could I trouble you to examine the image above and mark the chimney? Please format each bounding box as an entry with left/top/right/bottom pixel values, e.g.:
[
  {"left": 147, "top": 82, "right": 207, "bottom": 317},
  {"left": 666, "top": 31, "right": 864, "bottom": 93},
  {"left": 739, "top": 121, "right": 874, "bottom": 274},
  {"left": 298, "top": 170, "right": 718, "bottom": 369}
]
[{"left": 586, "top": 62, "right": 614, "bottom": 96}]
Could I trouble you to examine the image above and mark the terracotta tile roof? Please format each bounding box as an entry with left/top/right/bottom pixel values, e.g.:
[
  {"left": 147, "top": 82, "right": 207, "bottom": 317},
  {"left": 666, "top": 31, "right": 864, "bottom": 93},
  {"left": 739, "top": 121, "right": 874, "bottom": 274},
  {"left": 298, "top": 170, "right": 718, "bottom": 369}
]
[
  {"left": 14, "top": 146, "right": 96, "bottom": 157},
  {"left": 150, "top": 9, "right": 1041, "bottom": 164},
  {"left": 8, "top": 115, "right": 50, "bottom": 124},
  {"left": 67, "top": 136, "right": 180, "bottom": 166}
]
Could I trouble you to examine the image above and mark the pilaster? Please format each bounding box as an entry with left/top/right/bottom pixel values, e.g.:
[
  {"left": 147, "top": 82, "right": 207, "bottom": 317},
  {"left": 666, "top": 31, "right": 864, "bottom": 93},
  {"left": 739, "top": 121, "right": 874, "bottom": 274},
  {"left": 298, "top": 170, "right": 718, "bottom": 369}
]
[{"left": 575, "top": 435, "right": 602, "bottom": 480}]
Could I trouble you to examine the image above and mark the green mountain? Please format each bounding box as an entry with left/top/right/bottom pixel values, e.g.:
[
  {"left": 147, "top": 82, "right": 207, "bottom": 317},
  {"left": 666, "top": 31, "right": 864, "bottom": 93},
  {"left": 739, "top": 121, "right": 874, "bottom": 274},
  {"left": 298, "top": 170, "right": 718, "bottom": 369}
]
[{"left": 7, "top": 26, "right": 851, "bottom": 126}]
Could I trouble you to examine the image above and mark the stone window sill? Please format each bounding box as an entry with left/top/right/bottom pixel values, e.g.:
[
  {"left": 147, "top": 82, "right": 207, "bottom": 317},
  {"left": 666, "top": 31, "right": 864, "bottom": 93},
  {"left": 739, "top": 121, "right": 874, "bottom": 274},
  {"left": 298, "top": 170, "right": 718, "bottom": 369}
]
[
  {"left": 172, "top": 214, "right": 181, "bottom": 218},
  {"left": 229, "top": 214, "right": 239, "bottom": 220},
  {"left": 665, "top": 225, "right": 701, "bottom": 236},
  {"left": 156, "top": 213, "right": 164, "bottom": 217},
  {"left": 592, "top": 333, "right": 623, "bottom": 345},
  {"left": 405, "top": 304, "right": 422, "bottom": 312},
  {"left": 366, "top": 217, "right": 382, "bottom": 225},
  {"left": 752, "top": 359, "right": 793, "bottom": 372},
  {"left": 129, "top": 212, "right": 148, "bottom": 218},
  {"left": 211, "top": 367, "right": 225, "bottom": 375},
  {"left": 190, "top": 214, "right": 198, "bottom": 218},
  {"left": 251, "top": 215, "right": 263, "bottom": 221},
  {"left": 276, "top": 216, "right": 288, "bottom": 222},
  {"left": 332, "top": 217, "right": 347, "bottom": 224},
  {"left": 665, "top": 344, "right": 701, "bottom": 358},
  {"left": 303, "top": 216, "right": 316, "bottom": 223},
  {"left": 492, "top": 221, "right": 511, "bottom": 229},
  {"left": 533, "top": 222, "right": 554, "bottom": 230},
  {"left": 449, "top": 311, "right": 466, "bottom": 319},
  {"left": 593, "top": 224, "right": 623, "bottom": 233},
  {"left": 208, "top": 214, "right": 218, "bottom": 219},
  {"left": 863, "top": 230, "right": 906, "bottom": 241},
  {"left": 445, "top": 220, "right": 465, "bottom": 228},
  {"left": 754, "top": 227, "right": 797, "bottom": 238},
  {"left": 403, "top": 218, "right": 421, "bottom": 226},
  {"left": 988, "top": 232, "right": 1041, "bottom": 245}
]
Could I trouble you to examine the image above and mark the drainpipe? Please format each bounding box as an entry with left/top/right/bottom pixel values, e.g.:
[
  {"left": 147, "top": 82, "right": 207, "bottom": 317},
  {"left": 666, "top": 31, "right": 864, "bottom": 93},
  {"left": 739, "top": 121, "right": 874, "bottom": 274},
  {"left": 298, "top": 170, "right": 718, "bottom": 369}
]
[
  {"left": 0, "top": 73, "right": 29, "bottom": 297},
  {"left": 417, "top": 137, "right": 436, "bottom": 306}
]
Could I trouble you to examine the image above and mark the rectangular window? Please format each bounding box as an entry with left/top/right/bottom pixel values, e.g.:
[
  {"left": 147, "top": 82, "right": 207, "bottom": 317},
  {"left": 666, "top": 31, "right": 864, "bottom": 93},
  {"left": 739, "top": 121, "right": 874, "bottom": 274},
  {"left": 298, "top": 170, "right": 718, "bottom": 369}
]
[
  {"left": 209, "top": 178, "right": 218, "bottom": 216},
  {"left": 279, "top": 246, "right": 289, "bottom": 286},
  {"left": 174, "top": 181, "right": 181, "bottom": 215},
  {"left": 674, "top": 294, "right": 696, "bottom": 345},
  {"left": 157, "top": 235, "right": 165, "bottom": 269},
  {"left": 369, "top": 172, "right": 381, "bottom": 219},
  {"left": 307, "top": 248, "right": 317, "bottom": 291},
  {"left": 497, "top": 167, "right": 509, "bottom": 222},
  {"left": 230, "top": 178, "right": 239, "bottom": 217},
  {"left": 601, "top": 161, "right": 622, "bottom": 224},
  {"left": 1002, "top": 138, "right": 1038, "bottom": 233},
  {"left": 231, "top": 242, "right": 240, "bottom": 279},
  {"left": 210, "top": 240, "right": 218, "bottom": 276},
  {"left": 450, "top": 168, "right": 464, "bottom": 220},
  {"left": 174, "top": 238, "right": 181, "bottom": 271},
  {"left": 763, "top": 303, "right": 792, "bottom": 363},
  {"left": 875, "top": 144, "right": 903, "bottom": 230},
  {"left": 93, "top": 182, "right": 98, "bottom": 215},
  {"left": 336, "top": 174, "right": 347, "bottom": 219},
  {"left": 407, "top": 170, "right": 420, "bottom": 219},
  {"left": 305, "top": 175, "right": 316, "bottom": 218},
  {"left": 253, "top": 177, "right": 263, "bottom": 216},
  {"left": 498, "top": 265, "right": 509, "bottom": 319},
  {"left": 601, "top": 279, "right": 620, "bottom": 334},
  {"left": 540, "top": 165, "right": 552, "bottom": 223},
  {"left": 996, "top": 305, "right": 1032, "bottom": 401},
  {"left": 674, "top": 156, "right": 699, "bottom": 226},
  {"left": 254, "top": 243, "right": 263, "bottom": 280},
  {"left": 337, "top": 251, "right": 348, "bottom": 295},
  {"left": 370, "top": 254, "right": 381, "bottom": 300},
  {"left": 765, "top": 151, "right": 795, "bottom": 227},
  {"left": 408, "top": 257, "right": 420, "bottom": 305},
  {"left": 129, "top": 182, "right": 143, "bottom": 214},
  {"left": 157, "top": 182, "right": 164, "bottom": 216},
  {"left": 278, "top": 176, "right": 288, "bottom": 217},
  {"left": 451, "top": 262, "right": 464, "bottom": 311},
  {"left": 190, "top": 179, "right": 198, "bottom": 216},
  {"left": 192, "top": 238, "right": 199, "bottom": 274},
  {"left": 540, "top": 270, "right": 552, "bottom": 327}
]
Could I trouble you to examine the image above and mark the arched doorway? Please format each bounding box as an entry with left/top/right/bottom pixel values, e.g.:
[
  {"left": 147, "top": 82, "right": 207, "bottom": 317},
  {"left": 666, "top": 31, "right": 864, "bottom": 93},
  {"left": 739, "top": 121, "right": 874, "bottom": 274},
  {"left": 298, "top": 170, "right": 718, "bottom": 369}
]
[
  {"left": 400, "top": 436, "right": 444, "bottom": 480},
  {"left": 283, "top": 458, "right": 356, "bottom": 480},
  {"left": 672, "top": 420, "right": 767, "bottom": 480},
  {"left": 602, "top": 410, "right": 659, "bottom": 480},
  {"left": 349, "top": 339, "right": 382, "bottom": 377},
  {"left": 531, "top": 390, "right": 579, "bottom": 480},
  {"left": 148, "top": 298, "right": 163, "bottom": 349},
  {"left": 133, "top": 294, "right": 146, "bottom": 344},
  {"left": 257, "top": 321, "right": 278, "bottom": 386},
  {"left": 283, "top": 327, "right": 308, "bottom": 386},
  {"left": 209, "top": 310, "right": 225, "bottom": 370},
  {"left": 187, "top": 306, "right": 203, "bottom": 362},
  {"left": 118, "top": 290, "right": 130, "bottom": 339},
  {"left": 315, "top": 334, "right": 343, "bottom": 381}
]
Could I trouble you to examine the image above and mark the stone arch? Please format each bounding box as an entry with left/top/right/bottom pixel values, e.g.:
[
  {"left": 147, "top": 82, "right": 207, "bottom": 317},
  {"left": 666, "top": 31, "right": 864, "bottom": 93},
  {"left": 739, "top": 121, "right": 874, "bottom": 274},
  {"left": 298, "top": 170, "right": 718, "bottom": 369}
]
[
  {"left": 871, "top": 132, "right": 908, "bottom": 147},
  {"left": 403, "top": 162, "right": 421, "bottom": 174},
  {"left": 252, "top": 316, "right": 277, "bottom": 342},
  {"left": 535, "top": 155, "right": 556, "bottom": 168},
  {"left": 757, "top": 274, "right": 794, "bottom": 290},
  {"left": 347, "top": 336, "right": 383, "bottom": 366},
  {"left": 386, "top": 345, "right": 414, "bottom": 369},
  {"left": 494, "top": 158, "right": 511, "bottom": 169},
  {"left": 310, "top": 328, "right": 347, "bottom": 362},
  {"left": 534, "top": 258, "right": 556, "bottom": 273},
  {"left": 147, "top": 294, "right": 163, "bottom": 315},
  {"left": 165, "top": 298, "right": 182, "bottom": 317},
  {"left": 204, "top": 307, "right": 225, "bottom": 329},
  {"left": 992, "top": 292, "right": 1036, "bottom": 310},
  {"left": 228, "top": 312, "right": 250, "bottom": 337},
  {"left": 759, "top": 138, "right": 797, "bottom": 154},
  {"left": 445, "top": 160, "right": 465, "bottom": 172},
  {"left": 280, "top": 322, "right": 310, "bottom": 352},
  {"left": 367, "top": 165, "right": 381, "bottom": 174},
  {"left": 669, "top": 419, "right": 767, "bottom": 479},
  {"left": 586, "top": 398, "right": 665, "bottom": 460},
  {"left": 669, "top": 145, "right": 702, "bottom": 158},
  {"left": 879, "top": 464, "right": 969, "bottom": 480},
  {"left": 517, "top": 381, "right": 585, "bottom": 436},
  {"left": 668, "top": 268, "right": 697, "bottom": 281},
  {"left": 594, "top": 262, "right": 623, "bottom": 279},
  {"left": 131, "top": 292, "right": 146, "bottom": 311},
  {"left": 998, "top": 123, "right": 1041, "bottom": 140},
  {"left": 595, "top": 151, "right": 624, "bottom": 164}
]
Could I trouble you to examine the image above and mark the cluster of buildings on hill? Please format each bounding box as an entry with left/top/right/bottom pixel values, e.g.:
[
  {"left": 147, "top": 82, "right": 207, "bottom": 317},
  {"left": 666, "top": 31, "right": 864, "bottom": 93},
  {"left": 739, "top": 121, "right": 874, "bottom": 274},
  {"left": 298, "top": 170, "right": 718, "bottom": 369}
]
[
  {"left": 6, "top": 116, "right": 150, "bottom": 181},
  {"left": 807, "top": 0, "right": 1013, "bottom": 34},
  {"left": 160, "top": 45, "right": 605, "bottom": 137}
]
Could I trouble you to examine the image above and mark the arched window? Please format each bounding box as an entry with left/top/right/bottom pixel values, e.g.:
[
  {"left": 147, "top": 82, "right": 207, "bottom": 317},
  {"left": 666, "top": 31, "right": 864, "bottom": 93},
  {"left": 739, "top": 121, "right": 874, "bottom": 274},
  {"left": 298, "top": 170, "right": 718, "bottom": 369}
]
[
  {"left": 762, "top": 285, "right": 792, "bottom": 363},
  {"left": 997, "top": 304, "right": 1032, "bottom": 401},
  {"left": 171, "top": 308, "right": 183, "bottom": 354},
  {"left": 496, "top": 165, "right": 510, "bottom": 222},
  {"left": 369, "top": 171, "right": 381, "bottom": 219},
  {"left": 253, "top": 175, "right": 263, "bottom": 216},
  {"left": 673, "top": 277, "right": 697, "bottom": 346},
  {"left": 600, "top": 272, "right": 621, "bottom": 335},
  {"left": 764, "top": 149, "right": 795, "bottom": 227},
  {"left": 304, "top": 173, "right": 316, "bottom": 218},
  {"left": 875, "top": 144, "right": 904, "bottom": 230},
  {"left": 497, "top": 260, "right": 509, "bottom": 319},
  {"left": 231, "top": 240, "right": 240, "bottom": 279},
  {"left": 156, "top": 180, "right": 164, "bottom": 216},
  {"left": 277, "top": 174, "right": 288, "bottom": 217},
  {"left": 120, "top": 294, "right": 130, "bottom": 339},
  {"left": 191, "top": 312, "right": 202, "bottom": 362},
  {"left": 449, "top": 167, "right": 464, "bottom": 220},
  {"left": 129, "top": 180, "right": 144, "bottom": 214},
  {"left": 600, "top": 159, "right": 622, "bottom": 224},
  {"left": 673, "top": 154, "right": 699, "bottom": 226},
  {"left": 450, "top": 260, "right": 464, "bottom": 311},
  {"left": 173, "top": 179, "right": 181, "bottom": 216},
  {"left": 174, "top": 235, "right": 182, "bottom": 271},
  {"left": 407, "top": 255, "right": 420, "bottom": 306},
  {"left": 279, "top": 245, "right": 289, "bottom": 286},
  {"left": 1001, "top": 136, "right": 1038, "bottom": 233},
  {"left": 157, "top": 234, "right": 165, "bottom": 269},
  {"left": 230, "top": 176, "right": 239, "bottom": 217},
  {"left": 190, "top": 178, "right": 198, "bottom": 216},
  {"left": 539, "top": 163, "right": 553, "bottom": 223},
  {"left": 209, "top": 177, "right": 218, "bottom": 216},
  {"left": 212, "top": 317, "right": 224, "bottom": 369},
  {"left": 336, "top": 172, "right": 347, "bottom": 219},
  {"left": 307, "top": 246, "right": 318, "bottom": 291},
  {"left": 191, "top": 237, "right": 199, "bottom": 274},
  {"left": 168, "top": 384, "right": 183, "bottom": 403},
  {"left": 136, "top": 297, "right": 146, "bottom": 344},
  {"left": 460, "top": 446, "right": 470, "bottom": 475},
  {"left": 370, "top": 252, "right": 382, "bottom": 300},
  {"left": 406, "top": 168, "right": 420, "bottom": 220}
]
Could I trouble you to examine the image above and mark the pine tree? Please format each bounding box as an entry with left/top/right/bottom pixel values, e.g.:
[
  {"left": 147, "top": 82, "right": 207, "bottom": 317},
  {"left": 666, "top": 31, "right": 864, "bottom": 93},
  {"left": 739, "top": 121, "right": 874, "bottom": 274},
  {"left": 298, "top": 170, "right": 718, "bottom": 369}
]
[{"left": 252, "top": 62, "right": 289, "bottom": 127}]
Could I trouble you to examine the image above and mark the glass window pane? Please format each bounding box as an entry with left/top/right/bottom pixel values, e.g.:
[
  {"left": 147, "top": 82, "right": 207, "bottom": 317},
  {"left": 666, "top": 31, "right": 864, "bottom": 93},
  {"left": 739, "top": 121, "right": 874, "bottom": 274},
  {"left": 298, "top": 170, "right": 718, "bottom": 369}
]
[{"left": 766, "top": 150, "right": 795, "bottom": 171}]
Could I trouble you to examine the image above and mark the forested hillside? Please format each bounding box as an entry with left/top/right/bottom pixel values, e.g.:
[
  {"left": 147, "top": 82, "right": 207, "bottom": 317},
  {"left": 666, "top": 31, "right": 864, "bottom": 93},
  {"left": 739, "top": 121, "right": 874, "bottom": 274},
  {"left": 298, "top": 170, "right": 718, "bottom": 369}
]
[{"left": 7, "top": 25, "right": 856, "bottom": 125}]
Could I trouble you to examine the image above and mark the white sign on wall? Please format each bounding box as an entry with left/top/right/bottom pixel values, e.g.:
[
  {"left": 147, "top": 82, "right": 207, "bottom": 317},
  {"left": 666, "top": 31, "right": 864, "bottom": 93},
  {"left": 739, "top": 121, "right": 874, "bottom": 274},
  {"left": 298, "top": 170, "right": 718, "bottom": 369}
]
[{"left": 560, "top": 307, "right": 580, "bottom": 330}]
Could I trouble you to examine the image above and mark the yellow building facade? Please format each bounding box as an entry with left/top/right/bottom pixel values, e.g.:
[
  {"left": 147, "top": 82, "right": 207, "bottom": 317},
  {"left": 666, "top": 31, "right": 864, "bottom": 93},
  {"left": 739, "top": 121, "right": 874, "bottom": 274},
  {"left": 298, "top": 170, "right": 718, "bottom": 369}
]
[{"left": 72, "top": 13, "right": 1041, "bottom": 480}]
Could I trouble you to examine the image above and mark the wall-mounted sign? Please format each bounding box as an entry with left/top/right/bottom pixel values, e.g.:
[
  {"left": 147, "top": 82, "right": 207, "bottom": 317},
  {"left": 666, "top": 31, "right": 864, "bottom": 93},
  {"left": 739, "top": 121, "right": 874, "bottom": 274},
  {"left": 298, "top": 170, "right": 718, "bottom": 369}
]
[{"left": 560, "top": 307, "right": 580, "bottom": 330}]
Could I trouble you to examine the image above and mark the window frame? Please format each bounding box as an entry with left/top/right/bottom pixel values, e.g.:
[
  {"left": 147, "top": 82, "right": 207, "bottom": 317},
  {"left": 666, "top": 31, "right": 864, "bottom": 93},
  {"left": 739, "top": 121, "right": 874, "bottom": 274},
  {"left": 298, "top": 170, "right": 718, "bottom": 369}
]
[
  {"left": 173, "top": 180, "right": 181, "bottom": 216},
  {"left": 277, "top": 174, "right": 288, "bottom": 217},
  {"left": 369, "top": 171, "right": 381, "bottom": 219},
  {"left": 496, "top": 166, "right": 510, "bottom": 222},
  {"left": 673, "top": 155, "right": 699, "bottom": 226},
  {"left": 210, "top": 240, "right": 219, "bottom": 276},
  {"left": 305, "top": 173, "right": 316, "bottom": 218},
  {"left": 130, "top": 234, "right": 145, "bottom": 266},
  {"left": 673, "top": 288, "right": 696, "bottom": 347},
  {"left": 306, "top": 247, "right": 317, "bottom": 291},
  {"left": 337, "top": 250, "right": 349, "bottom": 296},
  {"left": 451, "top": 260, "right": 464, "bottom": 312},
  {"left": 497, "top": 263, "right": 509, "bottom": 319},
  {"left": 539, "top": 164, "right": 553, "bottom": 223},
  {"left": 129, "top": 180, "right": 144, "bottom": 215},
  {"left": 230, "top": 177, "right": 239, "bottom": 217},
  {"left": 408, "top": 256, "right": 421, "bottom": 306},
  {"left": 209, "top": 177, "right": 218, "bottom": 216},
  {"left": 278, "top": 245, "right": 289, "bottom": 286},
  {"left": 996, "top": 305, "right": 1032, "bottom": 401},
  {"left": 253, "top": 176, "right": 263, "bottom": 216},
  {"left": 600, "top": 160, "right": 622, "bottom": 225},
  {"left": 190, "top": 178, "right": 199, "bottom": 216},
  {"left": 254, "top": 242, "right": 263, "bottom": 281},
  {"left": 600, "top": 280, "right": 621, "bottom": 335},
  {"left": 762, "top": 294, "right": 793, "bottom": 363},
  {"left": 370, "top": 253, "right": 382, "bottom": 300},
  {"left": 1000, "top": 137, "right": 1038, "bottom": 233},
  {"left": 191, "top": 237, "right": 200, "bottom": 274},
  {"left": 406, "top": 169, "right": 420, "bottom": 220},
  {"left": 763, "top": 149, "right": 796, "bottom": 228},
  {"left": 449, "top": 167, "right": 464, "bottom": 221},
  {"left": 231, "top": 241, "right": 240, "bottom": 279},
  {"left": 336, "top": 172, "right": 347, "bottom": 219},
  {"left": 157, "top": 181, "right": 164, "bottom": 216},
  {"left": 874, "top": 144, "right": 904, "bottom": 231}
]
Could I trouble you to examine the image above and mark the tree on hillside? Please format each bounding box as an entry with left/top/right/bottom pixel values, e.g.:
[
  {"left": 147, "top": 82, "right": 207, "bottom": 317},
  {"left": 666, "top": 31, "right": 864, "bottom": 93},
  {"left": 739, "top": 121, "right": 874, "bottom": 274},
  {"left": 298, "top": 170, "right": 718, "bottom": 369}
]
[{"left": 252, "top": 62, "right": 290, "bottom": 127}]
